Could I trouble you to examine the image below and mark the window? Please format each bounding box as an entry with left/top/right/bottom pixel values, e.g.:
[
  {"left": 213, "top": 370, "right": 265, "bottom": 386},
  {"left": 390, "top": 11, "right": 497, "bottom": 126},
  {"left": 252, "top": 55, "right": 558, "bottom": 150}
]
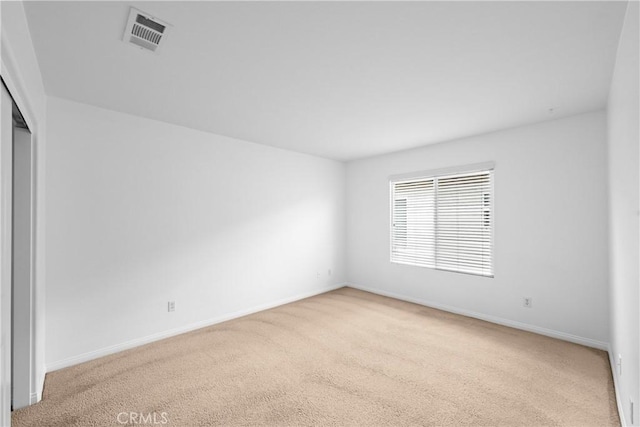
[{"left": 391, "top": 166, "right": 493, "bottom": 277}]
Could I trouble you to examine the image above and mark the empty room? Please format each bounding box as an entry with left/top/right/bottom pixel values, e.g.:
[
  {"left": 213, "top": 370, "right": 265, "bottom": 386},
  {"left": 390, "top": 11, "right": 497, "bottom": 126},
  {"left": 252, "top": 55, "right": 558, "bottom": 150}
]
[{"left": 0, "top": 0, "right": 638, "bottom": 426}]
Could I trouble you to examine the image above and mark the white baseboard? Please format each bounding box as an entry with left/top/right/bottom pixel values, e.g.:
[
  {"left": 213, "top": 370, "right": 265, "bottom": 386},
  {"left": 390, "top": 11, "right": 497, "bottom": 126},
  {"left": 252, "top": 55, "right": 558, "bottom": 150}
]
[
  {"left": 47, "top": 283, "right": 347, "bottom": 372},
  {"left": 608, "top": 345, "right": 627, "bottom": 426},
  {"left": 347, "top": 283, "right": 609, "bottom": 350},
  {"left": 44, "top": 282, "right": 622, "bottom": 422}
]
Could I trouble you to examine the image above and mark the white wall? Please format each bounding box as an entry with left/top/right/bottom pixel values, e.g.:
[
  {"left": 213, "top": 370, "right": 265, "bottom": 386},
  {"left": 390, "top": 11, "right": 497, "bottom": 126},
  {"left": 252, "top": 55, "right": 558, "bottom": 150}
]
[
  {"left": 1, "top": 0, "right": 48, "bottom": 404},
  {"left": 45, "top": 96, "right": 346, "bottom": 369},
  {"left": 607, "top": 1, "right": 640, "bottom": 425},
  {"left": 347, "top": 111, "right": 609, "bottom": 346}
]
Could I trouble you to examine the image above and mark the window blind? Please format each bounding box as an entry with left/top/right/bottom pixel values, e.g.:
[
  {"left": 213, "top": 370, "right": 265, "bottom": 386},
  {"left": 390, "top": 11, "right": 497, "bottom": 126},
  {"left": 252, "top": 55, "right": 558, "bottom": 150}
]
[{"left": 391, "top": 169, "right": 493, "bottom": 277}]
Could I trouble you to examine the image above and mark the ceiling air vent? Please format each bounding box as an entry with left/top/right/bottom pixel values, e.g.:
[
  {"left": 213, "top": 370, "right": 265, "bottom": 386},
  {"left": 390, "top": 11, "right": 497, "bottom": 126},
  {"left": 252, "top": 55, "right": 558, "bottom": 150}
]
[{"left": 123, "top": 8, "right": 171, "bottom": 54}]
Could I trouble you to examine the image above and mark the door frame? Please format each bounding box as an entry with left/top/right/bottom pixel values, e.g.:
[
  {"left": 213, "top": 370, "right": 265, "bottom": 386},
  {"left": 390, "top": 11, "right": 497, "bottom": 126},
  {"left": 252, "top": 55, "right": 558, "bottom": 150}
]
[
  {"left": 0, "top": 81, "right": 14, "bottom": 427},
  {"left": 0, "top": 80, "right": 38, "bottom": 415},
  {"left": 1, "top": 30, "right": 45, "bottom": 419}
]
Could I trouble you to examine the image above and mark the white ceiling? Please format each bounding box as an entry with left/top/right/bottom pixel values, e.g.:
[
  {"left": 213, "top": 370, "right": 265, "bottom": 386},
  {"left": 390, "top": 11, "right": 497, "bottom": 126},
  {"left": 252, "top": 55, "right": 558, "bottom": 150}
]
[{"left": 24, "top": 1, "right": 626, "bottom": 161}]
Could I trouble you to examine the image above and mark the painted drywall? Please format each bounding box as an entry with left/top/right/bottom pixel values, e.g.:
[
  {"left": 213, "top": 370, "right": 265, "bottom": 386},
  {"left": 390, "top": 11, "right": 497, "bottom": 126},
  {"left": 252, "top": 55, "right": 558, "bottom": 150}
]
[
  {"left": 45, "top": 96, "right": 346, "bottom": 368},
  {"left": 1, "top": 0, "right": 48, "bottom": 404},
  {"left": 607, "top": 1, "right": 640, "bottom": 425},
  {"left": 24, "top": 1, "right": 627, "bottom": 161},
  {"left": 346, "top": 111, "right": 609, "bottom": 346}
]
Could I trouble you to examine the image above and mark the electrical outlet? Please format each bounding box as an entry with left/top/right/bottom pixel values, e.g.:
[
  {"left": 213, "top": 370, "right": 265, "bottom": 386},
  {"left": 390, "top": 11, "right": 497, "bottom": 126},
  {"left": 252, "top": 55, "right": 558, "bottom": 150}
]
[
  {"left": 618, "top": 354, "right": 622, "bottom": 376},
  {"left": 317, "top": 272, "right": 320, "bottom": 279},
  {"left": 523, "top": 297, "right": 532, "bottom": 308},
  {"left": 168, "top": 301, "right": 175, "bottom": 312},
  {"left": 328, "top": 269, "right": 332, "bottom": 276}
]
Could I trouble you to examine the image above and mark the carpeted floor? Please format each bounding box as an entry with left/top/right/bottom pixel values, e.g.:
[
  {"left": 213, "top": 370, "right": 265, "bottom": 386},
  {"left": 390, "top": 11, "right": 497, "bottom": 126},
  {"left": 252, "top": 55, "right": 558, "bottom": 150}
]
[{"left": 13, "top": 287, "right": 619, "bottom": 426}]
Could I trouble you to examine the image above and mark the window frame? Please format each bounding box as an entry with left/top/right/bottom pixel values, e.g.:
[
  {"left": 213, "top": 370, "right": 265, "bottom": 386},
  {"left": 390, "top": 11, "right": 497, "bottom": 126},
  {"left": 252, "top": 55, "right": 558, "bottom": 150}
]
[{"left": 389, "top": 162, "right": 495, "bottom": 278}]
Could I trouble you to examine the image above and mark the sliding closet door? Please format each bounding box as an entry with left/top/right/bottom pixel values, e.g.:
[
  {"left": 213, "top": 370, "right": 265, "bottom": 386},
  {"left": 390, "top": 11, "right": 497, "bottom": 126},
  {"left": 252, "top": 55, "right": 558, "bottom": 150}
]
[
  {"left": 0, "top": 83, "right": 13, "bottom": 426},
  {"left": 12, "top": 126, "right": 32, "bottom": 410}
]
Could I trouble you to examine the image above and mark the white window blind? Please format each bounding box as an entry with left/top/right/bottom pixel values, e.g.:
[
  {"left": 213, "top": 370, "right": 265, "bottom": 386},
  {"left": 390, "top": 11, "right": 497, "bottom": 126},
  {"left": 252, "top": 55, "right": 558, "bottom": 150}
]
[{"left": 391, "top": 168, "right": 493, "bottom": 277}]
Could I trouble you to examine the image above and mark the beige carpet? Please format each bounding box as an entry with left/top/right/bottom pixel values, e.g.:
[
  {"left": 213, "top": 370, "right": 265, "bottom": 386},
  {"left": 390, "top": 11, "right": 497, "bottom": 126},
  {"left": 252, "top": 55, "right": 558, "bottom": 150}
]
[{"left": 13, "top": 288, "right": 619, "bottom": 426}]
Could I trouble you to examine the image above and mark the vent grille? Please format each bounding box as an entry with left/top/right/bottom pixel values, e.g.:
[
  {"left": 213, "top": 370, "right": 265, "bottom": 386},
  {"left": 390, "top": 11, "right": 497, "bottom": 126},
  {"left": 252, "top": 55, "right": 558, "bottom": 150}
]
[
  {"left": 132, "top": 23, "right": 162, "bottom": 45},
  {"left": 123, "top": 8, "right": 171, "bottom": 54}
]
